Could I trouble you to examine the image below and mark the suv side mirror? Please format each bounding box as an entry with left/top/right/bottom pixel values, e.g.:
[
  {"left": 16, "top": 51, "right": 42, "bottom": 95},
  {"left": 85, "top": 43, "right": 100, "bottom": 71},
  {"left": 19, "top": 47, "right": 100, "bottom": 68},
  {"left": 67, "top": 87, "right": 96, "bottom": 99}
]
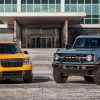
[
  {"left": 66, "top": 44, "right": 71, "bottom": 49},
  {"left": 24, "top": 51, "right": 28, "bottom": 54}
]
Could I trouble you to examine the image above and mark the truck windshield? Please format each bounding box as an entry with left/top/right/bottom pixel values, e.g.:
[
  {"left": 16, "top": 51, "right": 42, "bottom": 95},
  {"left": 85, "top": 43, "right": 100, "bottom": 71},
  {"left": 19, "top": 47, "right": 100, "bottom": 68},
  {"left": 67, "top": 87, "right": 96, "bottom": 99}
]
[
  {"left": 0, "top": 44, "right": 21, "bottom": 54},
  {"left": 73, "top": 38, "right": 100, "bottom": 48}
]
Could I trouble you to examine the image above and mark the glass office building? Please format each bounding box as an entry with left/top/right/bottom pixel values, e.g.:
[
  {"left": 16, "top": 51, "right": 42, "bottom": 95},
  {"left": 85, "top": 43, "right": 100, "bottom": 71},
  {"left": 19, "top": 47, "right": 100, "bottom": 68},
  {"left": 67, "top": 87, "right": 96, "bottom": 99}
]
[{"left": 0, "top": 0, "right": 100, "bottom": 48}]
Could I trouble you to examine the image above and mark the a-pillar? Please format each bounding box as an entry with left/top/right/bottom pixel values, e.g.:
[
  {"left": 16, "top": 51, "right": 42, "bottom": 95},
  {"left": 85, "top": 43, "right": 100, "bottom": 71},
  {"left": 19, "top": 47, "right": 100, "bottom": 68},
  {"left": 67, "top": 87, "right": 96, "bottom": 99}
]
[
  {"left": 14, "top": 19, "right": 21, "bottom": 47},
  {"left": 62, "top": 20, "right": 68, "bottom": 48}
]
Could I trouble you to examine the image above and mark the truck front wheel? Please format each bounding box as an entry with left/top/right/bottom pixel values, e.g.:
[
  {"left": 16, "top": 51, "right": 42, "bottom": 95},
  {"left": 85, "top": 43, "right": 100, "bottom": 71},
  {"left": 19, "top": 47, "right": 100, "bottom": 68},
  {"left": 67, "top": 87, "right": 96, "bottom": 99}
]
[
  {"left": 23, "top": 76, "right": 33, "bottom": 83},
  {"left": 53, "top": 68, "right": 68, "bottom": 83}
]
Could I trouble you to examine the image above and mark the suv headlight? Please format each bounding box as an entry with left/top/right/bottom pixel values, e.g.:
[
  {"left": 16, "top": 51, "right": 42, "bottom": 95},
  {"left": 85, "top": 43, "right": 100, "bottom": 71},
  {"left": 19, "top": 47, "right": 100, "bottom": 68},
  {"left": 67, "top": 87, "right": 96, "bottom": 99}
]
[
  {"left": 54, "top": 54, "right": 59, "bottom": 61},
  {"left": 23, "top": 58, "right": 32, "bottom": 65},
  {"left": 86, "top": 55, "right": 93, "bottom": 61}
]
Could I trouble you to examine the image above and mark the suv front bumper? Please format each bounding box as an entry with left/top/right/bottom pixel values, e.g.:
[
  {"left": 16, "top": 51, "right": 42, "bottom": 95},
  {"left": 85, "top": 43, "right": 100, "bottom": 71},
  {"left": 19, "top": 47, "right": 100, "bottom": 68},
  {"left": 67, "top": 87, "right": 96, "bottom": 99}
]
[{"left": 52, "top": 63, "right": 96, "bottom": 76}]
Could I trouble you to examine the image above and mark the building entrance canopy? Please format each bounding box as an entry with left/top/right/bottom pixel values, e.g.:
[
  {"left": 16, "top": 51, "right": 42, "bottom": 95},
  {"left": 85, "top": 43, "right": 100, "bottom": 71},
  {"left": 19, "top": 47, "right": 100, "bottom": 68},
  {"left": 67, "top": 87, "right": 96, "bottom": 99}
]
[{"left": 0, "top": 12, "right": 86, "bottom": 26}]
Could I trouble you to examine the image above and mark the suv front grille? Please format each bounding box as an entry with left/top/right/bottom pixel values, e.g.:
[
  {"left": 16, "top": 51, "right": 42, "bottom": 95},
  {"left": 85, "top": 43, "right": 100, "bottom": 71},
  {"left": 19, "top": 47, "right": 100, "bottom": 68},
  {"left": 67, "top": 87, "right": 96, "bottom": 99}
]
[
  {"left": 1, "top": 59, "right": 23, "bottom": 67},
  {"left": 59, "top": 55, "right": 87, "bottom": 63}
]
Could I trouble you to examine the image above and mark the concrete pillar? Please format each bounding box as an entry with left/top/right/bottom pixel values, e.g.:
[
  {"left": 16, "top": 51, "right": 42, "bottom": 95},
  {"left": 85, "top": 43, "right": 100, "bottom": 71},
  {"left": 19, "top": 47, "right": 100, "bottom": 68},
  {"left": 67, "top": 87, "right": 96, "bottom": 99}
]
[
  {"left": 14, "top": 19, "right": 21, "bottom": 47},
  {"left": 17, "top": 0, "right": 21, "bottom": 12},
  {"left": 62, "top": 20, "right": 68, "bottom": 48},
  {"left": 14, "top": 20, "right": 17, "bottom": 42},
  {"left": 61, "top": 0, "right": 65, "bottom": 12}
]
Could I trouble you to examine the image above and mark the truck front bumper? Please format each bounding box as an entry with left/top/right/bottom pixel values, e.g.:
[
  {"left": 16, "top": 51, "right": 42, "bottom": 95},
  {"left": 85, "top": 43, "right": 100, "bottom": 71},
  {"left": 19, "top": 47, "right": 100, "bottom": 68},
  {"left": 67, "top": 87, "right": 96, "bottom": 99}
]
[
  {"left": 0, "top": 70, "right": 32, "bottom": 79},
  {"left": 0, "top": 64, "right": 33, "bottom": 79}
]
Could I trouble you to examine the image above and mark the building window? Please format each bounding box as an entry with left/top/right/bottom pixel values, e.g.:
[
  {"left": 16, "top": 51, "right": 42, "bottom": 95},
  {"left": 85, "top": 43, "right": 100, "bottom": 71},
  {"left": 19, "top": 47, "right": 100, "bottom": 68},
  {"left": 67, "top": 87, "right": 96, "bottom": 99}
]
[
  {"left": 78, "top": 0, "right": 84, "bottom": 4},
  {"left": 65, "top": 0, "right": 69, "bottom": 4},
  {"left": 34, "top": 0, "right": 40, "bottom": 4},
  {"left": 78, "top": 4, "right": 84, "bottom": 12},
  {"left": 49, "top": 0, "right": 55, "bottom": 4},
  {"left": 71, "top": 4, "right": 77, "bottom": 12},
  {"left": 92, "top": 4, "right": 99, "bottom": 15},
  {"left": 0, "top": 0, "right": 17, "bottom": 12},
  {"left": 27, "top": 4, "right": 33, "bottom": 12},
  {"left": 92, "top": 0, "right": 98, "bottom": 4},
  {"left": 21, "top": 0, "right": 61, "bottom": 12},
  {"left": 71, "top": 0, "right": 77, "bottom": 4},
  {"left": 42, "top": 0, "right": 48, "bottom": 4},
  {"left": 5, "top": 0, "right": 11, "bottom": 4},
  {"left": 85, "top": 0, "right": 91, "bottom": 4},
  {"left": 0, "top": 4, "right": 4, "bottom": 12},
  {"left": 0, "top": 0, "right": 4, "bottom": 4}
]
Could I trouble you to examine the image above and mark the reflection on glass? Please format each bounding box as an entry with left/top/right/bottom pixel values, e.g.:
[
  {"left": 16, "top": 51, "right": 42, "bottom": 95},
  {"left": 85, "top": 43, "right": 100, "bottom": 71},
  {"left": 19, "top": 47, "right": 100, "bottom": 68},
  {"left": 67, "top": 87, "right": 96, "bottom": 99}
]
[
  {"left": 12, "top": 4, "right": 17, "bottom": 12},
  {"left": 34, "top": 4, "right": 41, "bottom": 12},
  {"left": 5, "top": 4, "right": 11, "bottom": 12},
  {"left": 42, "top": 4, "right": 48, "bottom": 12},
  {"left": 27, "top": 4, "right": 33, "bottom": 12},
  {"left": 71, "top": 4, "right": 77, "bottom": 12},
  {"left": 78, "top": 4, "right": 84, "bottom": 12},
  {"left": 49, "top": 4, "right": 55, "bottom": 12},
  {"left": 0, "top": 4, "right": 4, "bottom": 12}
]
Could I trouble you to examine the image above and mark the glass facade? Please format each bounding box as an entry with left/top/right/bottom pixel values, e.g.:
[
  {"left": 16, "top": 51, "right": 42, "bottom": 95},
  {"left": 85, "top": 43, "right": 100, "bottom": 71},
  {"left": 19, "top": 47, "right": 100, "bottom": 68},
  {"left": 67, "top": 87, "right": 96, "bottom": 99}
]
[
  {"left": 65, "top": 0, "right": 100, "bottom": 24},
  {"left": 21, "top": 0, "right": 61, "bottom": 12},
  {"left": 0, "top": 0, "right": 100, "bottom": 24},
  {"left": 0, "top": 0, "right": 17, "bottom": 12}
]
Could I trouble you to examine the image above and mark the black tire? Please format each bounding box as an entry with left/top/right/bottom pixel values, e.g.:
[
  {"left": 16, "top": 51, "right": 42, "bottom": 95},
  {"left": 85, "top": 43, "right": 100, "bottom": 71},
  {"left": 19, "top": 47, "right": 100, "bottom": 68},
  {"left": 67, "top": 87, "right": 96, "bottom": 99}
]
[
  {"left": 94, "top": 67, "right": 100, "bottom": 85},
  {"left": 4, "top": 79, "right": 11, "bottom": 81},
  {"left": 23, "top": 76, "right": 33, "bottom": 83},
  {"left": 84, "top": 76, "right": 94, "bottom": 82},
  {"left": 53, "top": 68, "right": 68, "bottom": 83}
]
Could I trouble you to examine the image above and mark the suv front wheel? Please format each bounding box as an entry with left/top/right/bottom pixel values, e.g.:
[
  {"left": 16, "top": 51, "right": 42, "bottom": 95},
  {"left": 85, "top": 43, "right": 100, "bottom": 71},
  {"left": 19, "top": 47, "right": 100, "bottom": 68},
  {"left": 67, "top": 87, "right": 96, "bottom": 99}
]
[
  {"left": 94, "top": 67, "right": 100, "bottom": 85},
  {"left": 53, "top": 68, "right": 68, "bottom": 83}
]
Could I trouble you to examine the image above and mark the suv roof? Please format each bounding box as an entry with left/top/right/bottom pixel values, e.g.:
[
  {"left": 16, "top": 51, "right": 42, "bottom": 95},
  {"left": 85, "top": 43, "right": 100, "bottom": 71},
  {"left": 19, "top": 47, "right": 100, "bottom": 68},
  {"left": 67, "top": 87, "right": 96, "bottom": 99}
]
[{"left": 77, "top": 35, "right": 100, "bottom": 38}]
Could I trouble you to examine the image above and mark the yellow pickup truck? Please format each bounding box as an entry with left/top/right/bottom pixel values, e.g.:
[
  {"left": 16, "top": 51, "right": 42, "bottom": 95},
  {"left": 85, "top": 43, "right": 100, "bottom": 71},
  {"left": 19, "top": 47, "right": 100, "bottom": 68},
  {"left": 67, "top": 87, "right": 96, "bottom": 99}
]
[{"left": 0, "top": 42, "right": 33, "bottom": 83}]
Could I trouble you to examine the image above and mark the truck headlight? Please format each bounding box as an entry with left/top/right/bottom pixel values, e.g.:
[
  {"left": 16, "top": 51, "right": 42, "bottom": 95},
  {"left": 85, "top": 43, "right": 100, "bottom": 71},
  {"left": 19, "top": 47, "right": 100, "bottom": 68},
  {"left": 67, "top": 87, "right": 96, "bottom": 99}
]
[
  {"left": 54, "top": 54, "right": 59, "bottom": 61},
  {"left": 23, "top": 58, "right": 32, "bottom": 65},
  {"left": 86, "top": 55, "right": 93, "bottom": 61}
]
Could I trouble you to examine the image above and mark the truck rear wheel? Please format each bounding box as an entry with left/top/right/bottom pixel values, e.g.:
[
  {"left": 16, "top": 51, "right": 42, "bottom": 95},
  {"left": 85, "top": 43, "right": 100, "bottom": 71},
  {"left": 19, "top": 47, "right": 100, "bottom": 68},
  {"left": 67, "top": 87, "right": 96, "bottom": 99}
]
[
  {"left": 94, "top": 67, "right": 100, "bottom": 85},
  {"left": 53, "top": 68, "right": 68, "bottom": 83},
  {"left": 84, "top": 76, "right": 94, "bottom": 82}
]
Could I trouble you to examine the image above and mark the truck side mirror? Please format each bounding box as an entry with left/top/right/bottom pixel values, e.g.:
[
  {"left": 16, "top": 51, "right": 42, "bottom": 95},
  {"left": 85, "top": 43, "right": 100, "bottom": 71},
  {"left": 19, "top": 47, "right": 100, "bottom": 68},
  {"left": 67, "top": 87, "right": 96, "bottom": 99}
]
[
  {"left": 66, "top": 44, "right": 71, "bottom": 49},
  {"left": 24, "top": 51, "right": 28, "bottom": 54}
]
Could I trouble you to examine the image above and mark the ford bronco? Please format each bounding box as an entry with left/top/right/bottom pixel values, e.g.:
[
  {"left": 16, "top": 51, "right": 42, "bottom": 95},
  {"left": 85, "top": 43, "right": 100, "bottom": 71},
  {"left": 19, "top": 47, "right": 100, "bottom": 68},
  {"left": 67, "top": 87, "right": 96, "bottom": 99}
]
[
  {"left": 0, "top": 42, "right": 33, "bottom": 83},
  {"left": 52, "top": 35, "right": 100, "bottom": 85}
]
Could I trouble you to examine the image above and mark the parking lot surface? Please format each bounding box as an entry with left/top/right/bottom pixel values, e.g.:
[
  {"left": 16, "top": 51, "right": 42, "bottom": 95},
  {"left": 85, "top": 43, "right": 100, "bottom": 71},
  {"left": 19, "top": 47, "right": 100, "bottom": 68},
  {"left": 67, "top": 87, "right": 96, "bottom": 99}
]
[{"left": 0, "top": 49, "right": 100, "bottom": 100}]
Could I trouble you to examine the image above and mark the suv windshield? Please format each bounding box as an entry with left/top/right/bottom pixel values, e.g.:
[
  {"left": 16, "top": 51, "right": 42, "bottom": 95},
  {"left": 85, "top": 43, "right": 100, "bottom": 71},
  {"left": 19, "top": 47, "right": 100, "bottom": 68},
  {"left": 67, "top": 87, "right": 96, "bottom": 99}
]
[
  {"left": 73, "top": 38, "right": 100, "bottom": 48},
  {"left": 0, "top": 44, "right": 21, "bottom": 54}
]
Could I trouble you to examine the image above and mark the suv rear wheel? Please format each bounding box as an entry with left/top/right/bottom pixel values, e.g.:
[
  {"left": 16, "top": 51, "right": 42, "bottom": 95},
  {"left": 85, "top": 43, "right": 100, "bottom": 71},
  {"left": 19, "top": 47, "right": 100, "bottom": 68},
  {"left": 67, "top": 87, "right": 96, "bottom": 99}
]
[
  {"left": 84, "top": 76, "right": 94, "bottom": 82},
  {"left": 53, "top": 68, "right": 68, "bottom": 83},
  {"left": 94, "top": 67, "right": 100, "bottom": 85}
]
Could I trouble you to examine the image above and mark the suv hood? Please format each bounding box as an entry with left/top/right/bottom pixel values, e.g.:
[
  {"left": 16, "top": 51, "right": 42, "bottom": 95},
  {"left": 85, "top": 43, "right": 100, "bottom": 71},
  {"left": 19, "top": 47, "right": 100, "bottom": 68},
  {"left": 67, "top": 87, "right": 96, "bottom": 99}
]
[
  {"left": 0, "top": 53, "right": 29, "bottom": 59},
  {"left": 57, "top": 48, "right": 94, "bottom": 55}
]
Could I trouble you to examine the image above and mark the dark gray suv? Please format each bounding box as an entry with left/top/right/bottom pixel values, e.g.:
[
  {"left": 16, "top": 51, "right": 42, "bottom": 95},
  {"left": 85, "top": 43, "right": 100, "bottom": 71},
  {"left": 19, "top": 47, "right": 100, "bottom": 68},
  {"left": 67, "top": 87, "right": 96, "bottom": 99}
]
[{"left": 52, "top": 35, "right": 100, "bottom": 85}]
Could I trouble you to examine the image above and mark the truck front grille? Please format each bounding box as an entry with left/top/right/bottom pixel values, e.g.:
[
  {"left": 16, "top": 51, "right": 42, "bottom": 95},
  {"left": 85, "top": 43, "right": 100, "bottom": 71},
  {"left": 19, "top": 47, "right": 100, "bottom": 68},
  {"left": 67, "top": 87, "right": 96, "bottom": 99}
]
[
  {"left": 1, "top": 59, "right": 23, "bottom": 67},
  {"left": 3, "top": 71, "right": 22, "bottom": 76}
]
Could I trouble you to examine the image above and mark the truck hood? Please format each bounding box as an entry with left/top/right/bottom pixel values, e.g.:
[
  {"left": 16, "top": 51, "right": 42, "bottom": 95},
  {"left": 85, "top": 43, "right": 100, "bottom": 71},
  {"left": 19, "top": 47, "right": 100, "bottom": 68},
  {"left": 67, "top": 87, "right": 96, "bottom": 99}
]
[
  {"left": 0, "top": 53, "right": 29, "bottom": 59},
  {"left": 57, "top": 48, "right": 94, "bottom": 55}
]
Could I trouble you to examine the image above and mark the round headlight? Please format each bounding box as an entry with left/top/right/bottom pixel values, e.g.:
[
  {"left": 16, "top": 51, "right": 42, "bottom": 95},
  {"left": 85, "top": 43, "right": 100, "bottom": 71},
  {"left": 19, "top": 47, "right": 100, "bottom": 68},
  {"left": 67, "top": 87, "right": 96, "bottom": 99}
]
[
  {"left": 86, "top": 55, "right": 93, "bottom": 61},
  {"left": 54, "top": 54, "right": 59, "bottom": 61}
]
